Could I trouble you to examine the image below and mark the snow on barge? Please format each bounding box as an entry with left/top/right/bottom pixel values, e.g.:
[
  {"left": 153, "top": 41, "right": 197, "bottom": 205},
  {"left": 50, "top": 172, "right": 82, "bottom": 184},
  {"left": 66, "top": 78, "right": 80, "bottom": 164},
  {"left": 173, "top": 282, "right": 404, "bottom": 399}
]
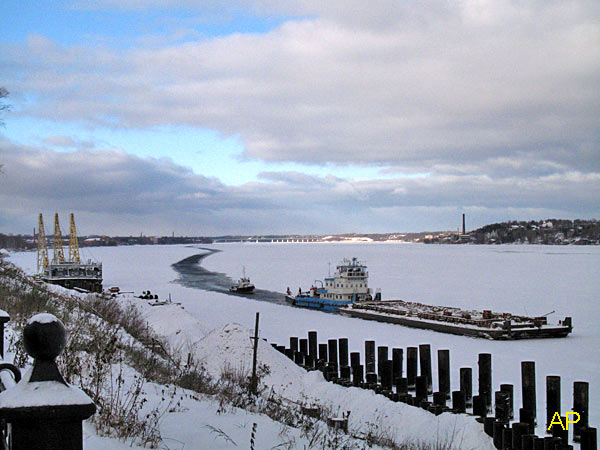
[{"left": 339, "top": 299, "right": 573, "bottom": 340}]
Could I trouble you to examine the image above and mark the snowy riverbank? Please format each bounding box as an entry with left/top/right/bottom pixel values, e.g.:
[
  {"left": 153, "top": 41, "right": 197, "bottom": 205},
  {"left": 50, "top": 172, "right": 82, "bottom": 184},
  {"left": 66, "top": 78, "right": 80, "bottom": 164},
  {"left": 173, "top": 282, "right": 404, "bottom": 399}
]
[
  {"left": 118, "top": 292, "right": 495, "bottom": 449},
  {"left": 7, "top": 242, "right": 599, "bottom": 447}
]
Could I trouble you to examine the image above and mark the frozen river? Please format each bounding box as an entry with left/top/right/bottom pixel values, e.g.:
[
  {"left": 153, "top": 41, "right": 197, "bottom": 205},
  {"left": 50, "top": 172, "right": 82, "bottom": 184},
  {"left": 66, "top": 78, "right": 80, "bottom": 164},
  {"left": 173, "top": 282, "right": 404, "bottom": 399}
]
[{"left": 9, "top": 242, "right": 600, "bottom": 437}]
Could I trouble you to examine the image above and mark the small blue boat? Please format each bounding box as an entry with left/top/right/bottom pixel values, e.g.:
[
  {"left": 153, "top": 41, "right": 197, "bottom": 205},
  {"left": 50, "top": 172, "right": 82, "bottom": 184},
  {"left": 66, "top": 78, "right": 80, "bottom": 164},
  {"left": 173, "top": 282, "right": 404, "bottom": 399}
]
[{"left": 285, "top": 257, "right": 372, "bottom": 312}]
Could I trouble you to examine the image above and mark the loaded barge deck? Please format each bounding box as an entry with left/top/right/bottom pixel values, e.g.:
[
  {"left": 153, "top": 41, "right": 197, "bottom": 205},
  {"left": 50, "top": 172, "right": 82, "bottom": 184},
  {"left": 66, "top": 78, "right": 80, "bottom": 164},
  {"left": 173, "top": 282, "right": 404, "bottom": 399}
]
[{"left": 340, "top": 299, "right": 572, "bottom": 340}]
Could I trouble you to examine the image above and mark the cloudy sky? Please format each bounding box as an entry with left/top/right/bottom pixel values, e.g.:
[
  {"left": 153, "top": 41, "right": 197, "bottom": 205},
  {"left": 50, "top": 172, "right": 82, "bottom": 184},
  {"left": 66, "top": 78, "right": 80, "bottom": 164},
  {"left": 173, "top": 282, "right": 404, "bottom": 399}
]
[{"left": 1, "top": 0, "right": 598, "bottom": 236}]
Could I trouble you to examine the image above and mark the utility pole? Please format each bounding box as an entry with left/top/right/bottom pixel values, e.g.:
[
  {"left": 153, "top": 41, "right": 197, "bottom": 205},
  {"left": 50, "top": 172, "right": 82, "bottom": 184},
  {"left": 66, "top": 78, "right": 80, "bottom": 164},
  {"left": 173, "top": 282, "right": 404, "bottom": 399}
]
[{"left": 250, "top": 312, "right": 260, "bottom": 395}]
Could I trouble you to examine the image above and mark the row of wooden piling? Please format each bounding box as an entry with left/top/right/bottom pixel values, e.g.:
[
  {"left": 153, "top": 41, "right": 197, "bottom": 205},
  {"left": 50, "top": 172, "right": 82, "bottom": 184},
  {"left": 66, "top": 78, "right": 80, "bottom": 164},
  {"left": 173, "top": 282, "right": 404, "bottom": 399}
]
[{"left": 271, "top": 332, "right": 596, "bottom": 450}]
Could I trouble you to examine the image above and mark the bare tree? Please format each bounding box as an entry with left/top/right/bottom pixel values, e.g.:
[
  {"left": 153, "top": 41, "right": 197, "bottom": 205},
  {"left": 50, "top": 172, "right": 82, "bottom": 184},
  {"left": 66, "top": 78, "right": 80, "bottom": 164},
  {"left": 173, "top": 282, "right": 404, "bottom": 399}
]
[
  {"left": 0, "top": 87, "right": 7, "bottom": 172},
  {"left": 0, "top": 87, "right": 9, "bottom": 126}
]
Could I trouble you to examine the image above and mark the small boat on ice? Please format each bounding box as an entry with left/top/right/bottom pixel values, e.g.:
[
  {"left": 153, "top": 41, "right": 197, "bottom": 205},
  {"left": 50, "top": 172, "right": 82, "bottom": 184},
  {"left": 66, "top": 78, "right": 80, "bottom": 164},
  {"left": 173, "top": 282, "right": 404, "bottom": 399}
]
[{"left": 229, "top": 267, "right": 255, "bottom": 294}]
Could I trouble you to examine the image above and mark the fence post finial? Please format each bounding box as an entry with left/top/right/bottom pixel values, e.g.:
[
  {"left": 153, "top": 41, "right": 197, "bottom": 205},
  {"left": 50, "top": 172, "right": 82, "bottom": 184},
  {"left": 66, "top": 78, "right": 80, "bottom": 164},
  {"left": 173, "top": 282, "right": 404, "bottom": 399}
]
[{"left": 0, "top": 313, "right": 96, "bottom": 450}]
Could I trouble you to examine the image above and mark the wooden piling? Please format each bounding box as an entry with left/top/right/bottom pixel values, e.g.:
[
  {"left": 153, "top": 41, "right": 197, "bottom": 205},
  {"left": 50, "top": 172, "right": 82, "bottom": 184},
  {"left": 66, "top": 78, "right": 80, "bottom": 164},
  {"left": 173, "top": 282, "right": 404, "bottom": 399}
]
[
  {"left": 502, "top": 427, "right": 513, "bottom": 450},
  {"left": 573, "top": 381, "right": 589, "bottom": 442},
  {"left": 308, "top": 331, "right": 318, "bottom": 359},
  {"left": 433, "top": 392, "right": 446, "bottom": 407},
  {"left": 520, "top": 408, "right": 535, "bottom": 435},
  {"left": 365, "top": 340, "right": 376, "bottom": 373},
  {"left": 294, "top": 351, "right": 304, "bottom": 365},
  {"left": 396, "top": 377, "right": 408, "bottom": 395},
  {"left": 500, "top": 384, "right": 514, "bottom": 420},
  {"left": 415, "top": 375, "right": 428, "bottom": 406},
  {"left": 392, "top": 348, "right": 403, "bottom": 383},
  {"left": 381, "top": 360, "right": 394, "bottom": 391},
  {"left": 460, "top": 367, "right": 473, "bottom": 406},
  {"left": 551, "top": 416, "right": 568, "bottom": 444},
  {"left": 494, "top": 421, "right": 506, "bottom": 449},
  {"left": 299, "top": 338, "right": 308, "bottom": 355},
  {"left": 366, "top": 372, "right": 378, "bottom": 385},
  {"left": 484, "top": 417, "right": 495, "bottom": 437},
  {"left": 305, "top": 353, "right": 314, "bottom": 369},
  {"left": 285, "top": 348, "right": 294, "bottom": 360},
  {"left": 543, "top": 436, "right": 555, "bottom": 449},
  {"left": 479, "top": 353, "right": 492, "bottom": 412},
  {"left": 581, "top": 427, "right": 597, "bottom": 450},
  {"left": 350, "top": 352, "right": 360, "bottom": 368},
  {"left": 328, "top": 339, "right": 338, "bottom": 378},
  {"left": 352, "top": 364, "right": 364, "bottom": 387},
  {"left": 532, "top": 437, "right": 544, "bottom": 450},
  {"left": 522, "top": 434, "right": 537, "bottom": 450},
  {"left": 290, "top": 336, "right": 299, "bottom": 354},
  {"left": 521, "top": 361, "right": 537, "bottom": 425},
  {"left": 250, "top": 312, "right": 260, "bottom": 395},
  {"left": 512, "top": 422, "right": 530, "bottom": 450},
  {"left": 452, "top": 390, "right": 466, "bottom": 413},
  {"left": 419, "top": 344, "right": 433, "bottom": 394},
  {"left": 472, "top": 395, "right": 487, "bottom": 418},
  {"left": 546, "top": 376, "right": 561, "bottom": 431},
  {"left": 377, "top": 346, "right": 389, "bottom": 380},
  {"left": 338, "top": 338, "right": 349, "bottom": 368},
  {"left": 318, "top": 343, "right": 328, "bottom": 362},
  {"left": 340, "top": 365, "right": 351, "bottom": 380},
  {"left": 495, "top": 391, "right": 511, "bottom": 423},
  {"left": 407, "top": 347, "right": 418, "bottom": 388},
  {"left": 438, "top": 349, "right": 450, "bottom": 398},
  {"left": 403, "top": 394, "right": 415, "bottom": 406}
]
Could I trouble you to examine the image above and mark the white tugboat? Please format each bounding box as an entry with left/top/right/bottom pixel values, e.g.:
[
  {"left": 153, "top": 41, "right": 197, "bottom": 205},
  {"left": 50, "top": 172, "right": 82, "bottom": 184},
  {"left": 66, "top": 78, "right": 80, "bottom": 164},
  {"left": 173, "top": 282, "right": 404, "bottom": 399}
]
[
  {"left": 229, "top": 267, "right": 255, "bottom": 294},
  {"left": 285, "top": 257, "right": 372, "bottom": 311}
]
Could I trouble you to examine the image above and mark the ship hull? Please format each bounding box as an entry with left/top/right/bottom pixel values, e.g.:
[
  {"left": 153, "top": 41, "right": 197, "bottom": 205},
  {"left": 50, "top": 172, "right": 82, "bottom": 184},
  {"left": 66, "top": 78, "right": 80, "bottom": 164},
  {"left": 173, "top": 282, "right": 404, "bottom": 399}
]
[
  {"left": 41, "top": 276, "right": 103, "bottom": 293},
  {"left": 285, "top": 294, "right": 353, "bottom": 312},
  {"left": 230, "top": 285, "right": 255, "bottom": 294}
]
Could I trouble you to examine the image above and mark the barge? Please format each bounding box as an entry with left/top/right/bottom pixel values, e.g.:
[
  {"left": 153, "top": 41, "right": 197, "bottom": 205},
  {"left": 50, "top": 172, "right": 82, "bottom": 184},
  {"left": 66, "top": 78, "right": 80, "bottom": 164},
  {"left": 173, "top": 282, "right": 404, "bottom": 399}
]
[
  {"left": 36, "top": 213, "right": 103, "bottom": 293},
  {"left": 41, "top": 261, "right": 103, "bottom": 293},
  {"left": 339, "top": 299, "right": 573, "bottom": 340}
]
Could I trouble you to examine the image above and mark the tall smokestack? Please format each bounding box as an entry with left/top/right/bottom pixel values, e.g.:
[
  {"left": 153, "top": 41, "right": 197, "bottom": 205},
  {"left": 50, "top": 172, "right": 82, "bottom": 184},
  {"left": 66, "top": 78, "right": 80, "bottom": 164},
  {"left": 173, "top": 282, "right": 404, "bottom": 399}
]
[{"left": 462, "top": 214, "right": 466, "bottom": 235}]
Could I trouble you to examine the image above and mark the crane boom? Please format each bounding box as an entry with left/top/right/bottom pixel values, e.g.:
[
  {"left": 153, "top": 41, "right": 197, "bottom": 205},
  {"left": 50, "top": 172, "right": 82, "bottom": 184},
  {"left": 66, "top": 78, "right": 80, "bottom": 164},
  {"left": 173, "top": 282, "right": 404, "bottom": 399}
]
[
  {"left": 53, "top": 213, "right": 66, "bottom": 264},
  {"left": 37, "top": 213, "right": 49, "bottom": 273},
  {"left": 69, "top": 213, "right": 81, "bottom": 263}
]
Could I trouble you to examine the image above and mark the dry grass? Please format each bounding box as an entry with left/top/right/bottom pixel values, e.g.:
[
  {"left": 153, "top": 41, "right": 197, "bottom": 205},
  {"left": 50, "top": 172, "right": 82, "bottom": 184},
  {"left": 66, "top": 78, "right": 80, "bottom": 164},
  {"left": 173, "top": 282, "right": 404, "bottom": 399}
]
[{"left": 1, "top": 258, "right": 467, "bottom": 450}]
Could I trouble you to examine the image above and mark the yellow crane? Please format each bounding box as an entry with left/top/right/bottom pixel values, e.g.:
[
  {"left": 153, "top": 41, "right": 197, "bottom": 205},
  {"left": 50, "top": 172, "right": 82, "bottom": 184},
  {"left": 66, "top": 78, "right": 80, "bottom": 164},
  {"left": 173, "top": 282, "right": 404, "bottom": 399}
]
[
  {"left": 52, "top": 213, "right": 66, "bottom": 264},
  {"left": 69, "top": 212, "right": 81, "bottom": 263},
  {"left": 37, "top": 213, "right": 49, "bottom": 273}
]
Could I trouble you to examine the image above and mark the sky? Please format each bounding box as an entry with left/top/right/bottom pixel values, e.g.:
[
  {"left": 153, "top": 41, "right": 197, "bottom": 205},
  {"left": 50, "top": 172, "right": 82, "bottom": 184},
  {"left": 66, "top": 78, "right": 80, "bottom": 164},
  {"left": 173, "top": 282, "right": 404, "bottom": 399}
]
[{"left": 0, "top": 0, "right": 598, "bottom": 236}]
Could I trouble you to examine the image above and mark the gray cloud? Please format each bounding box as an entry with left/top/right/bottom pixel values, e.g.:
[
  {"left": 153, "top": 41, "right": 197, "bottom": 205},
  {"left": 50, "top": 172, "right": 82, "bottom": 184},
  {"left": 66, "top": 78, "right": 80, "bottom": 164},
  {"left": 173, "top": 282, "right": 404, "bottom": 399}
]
[
  {"left": 42, "top": 135, "right": 96, "bottom": 149},
  {"left": 1, "top": 139, "right": 597, "bottom": 235},
  {"left": 1, "top": 0, "right": 598, "bottom": 233},
  {"left": 2, "top": 1, "right": 598, "bottom": 179}
]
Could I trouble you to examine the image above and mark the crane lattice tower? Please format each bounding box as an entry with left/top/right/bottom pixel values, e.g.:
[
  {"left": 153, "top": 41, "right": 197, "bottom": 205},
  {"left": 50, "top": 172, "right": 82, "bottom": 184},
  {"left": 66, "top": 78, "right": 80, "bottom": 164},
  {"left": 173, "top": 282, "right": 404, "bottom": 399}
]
[
  {"left": 37, "top": 213, "right": 49, "bottom": 273},
  {"left": 53, "top": 213, "right": 66, "bottom": 264},
  {"left": 69, "top": 213, "right": 81, "bottom": 263}
]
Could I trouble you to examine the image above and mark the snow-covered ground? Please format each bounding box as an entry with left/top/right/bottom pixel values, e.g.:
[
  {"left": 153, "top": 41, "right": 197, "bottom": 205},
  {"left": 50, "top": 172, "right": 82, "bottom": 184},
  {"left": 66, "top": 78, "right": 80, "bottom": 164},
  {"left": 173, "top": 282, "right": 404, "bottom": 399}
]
[{"left": 8, "top": 242, "right": 600, "bottom": 447}]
